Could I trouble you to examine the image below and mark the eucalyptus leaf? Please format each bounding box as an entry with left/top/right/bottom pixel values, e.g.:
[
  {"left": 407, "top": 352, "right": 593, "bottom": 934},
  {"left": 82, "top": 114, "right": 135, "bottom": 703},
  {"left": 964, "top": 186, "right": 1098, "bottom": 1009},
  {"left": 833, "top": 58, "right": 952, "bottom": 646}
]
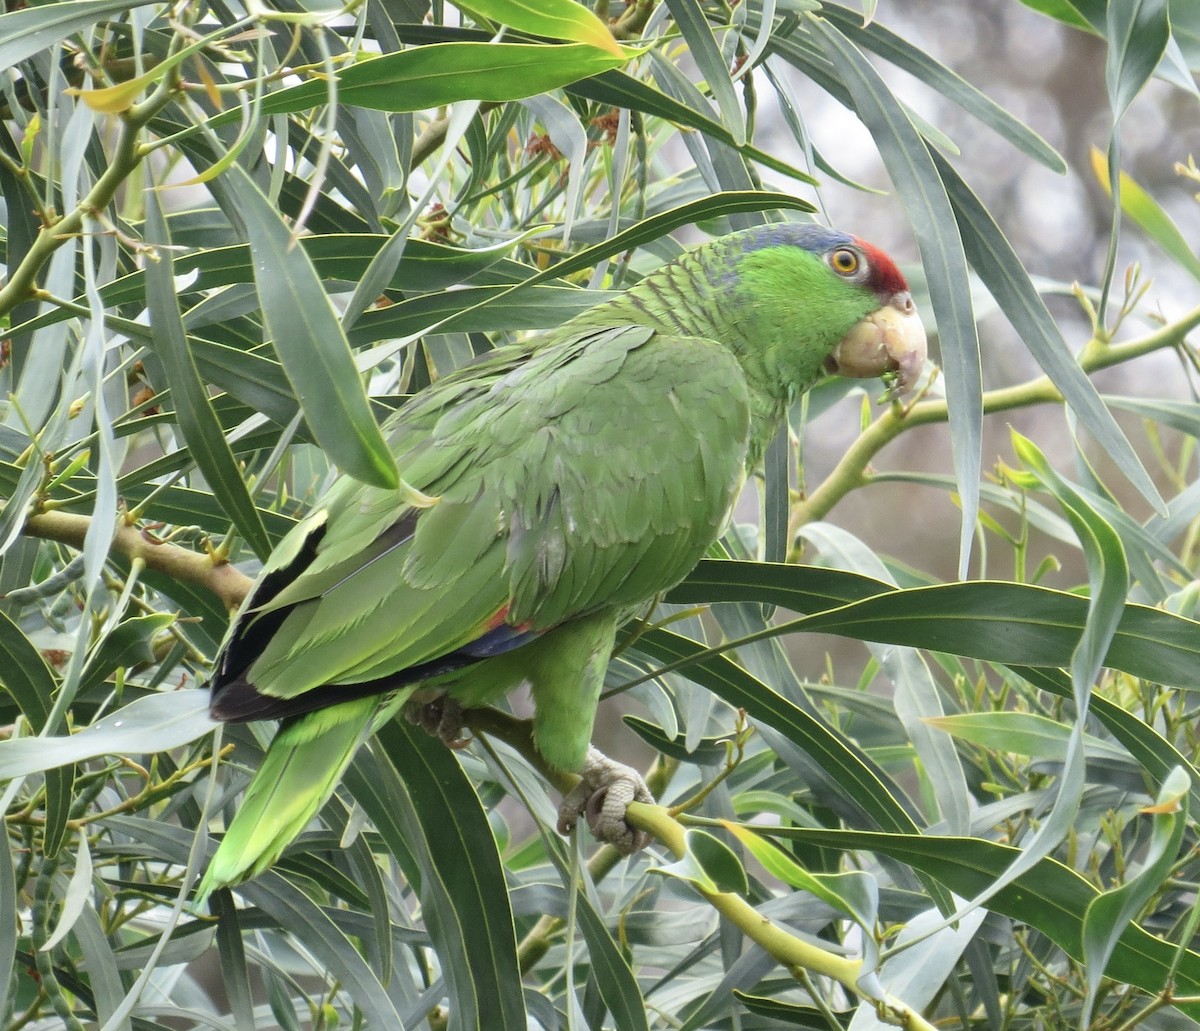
[{"left": 0, "top": 691, "right": 215, "bottom": 778}]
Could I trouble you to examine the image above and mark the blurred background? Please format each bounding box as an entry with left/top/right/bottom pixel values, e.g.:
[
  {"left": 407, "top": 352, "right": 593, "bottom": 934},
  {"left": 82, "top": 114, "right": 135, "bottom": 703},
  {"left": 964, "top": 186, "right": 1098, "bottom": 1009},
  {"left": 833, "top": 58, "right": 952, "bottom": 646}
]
[{"left": 758, "top": 0, "right": 1200, "bottom": 587}]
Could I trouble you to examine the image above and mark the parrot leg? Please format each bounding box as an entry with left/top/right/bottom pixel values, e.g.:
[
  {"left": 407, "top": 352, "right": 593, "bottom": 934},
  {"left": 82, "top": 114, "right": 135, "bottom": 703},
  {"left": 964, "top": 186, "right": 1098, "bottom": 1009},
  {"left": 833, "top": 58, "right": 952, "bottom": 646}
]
[
  {"left": 557, "top": 746, "right": 653, "bottom": 854},
  {"left": 403, "top": 693, "right": 469, "bottom": 747}
]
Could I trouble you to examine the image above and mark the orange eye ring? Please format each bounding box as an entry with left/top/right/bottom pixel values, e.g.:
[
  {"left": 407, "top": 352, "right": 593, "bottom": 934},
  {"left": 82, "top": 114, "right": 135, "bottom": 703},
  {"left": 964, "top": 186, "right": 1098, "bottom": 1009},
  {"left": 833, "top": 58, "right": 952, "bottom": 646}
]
[{"left": 830, "top": 247, "right": 861, "bottom": 275}]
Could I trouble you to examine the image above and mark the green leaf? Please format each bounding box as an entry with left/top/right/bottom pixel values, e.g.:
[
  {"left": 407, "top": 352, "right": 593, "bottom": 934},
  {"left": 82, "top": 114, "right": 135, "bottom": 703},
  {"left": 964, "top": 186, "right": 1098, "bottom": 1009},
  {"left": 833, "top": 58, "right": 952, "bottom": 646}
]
[
  {"left": 653, "top": 829, "right": 749, "bottom": 895},
  {"left": 0, "top": 610, "right": 72, "bottom": 856},
  {"left": 665, "top": 0, "right": 746, "bottom": 145},
  {"left": 12, "top": 235, "right": 536, "bottom": 336},
  {"left": 932, "top": 151, "right": 1162, "bottom": 513},
  {"left": 348, "top": 722, "right": 528, "bottom": 1031},
  {"left": 628, "top": 627, "right": 925, "bottom": 837},
  {"left": 1081, "top": 768, "right": 1188, "bottom": 1023},
  {"left": 0, "top": 690, "right": 214, "bottom": 778},
  {"left": 240, "top": 42, "right": 633, "bottom": 119},
  {"left": 926, "top": 712, "right": 1130, "bottom": 763},
  {"left": 622, "top": 715, "right": 734, "bottom": 765},
  {"left": 460, "top": 0, "right": 621, "bottom": 55},
  {"left": 1015, "top": 0, "right": 1095, "bottom": 31},
  {"left": 669, "top": 560, "right": 1200, "bottom": 688},
  {"left": 733, "top": 991, "right": 853, "bottom": 1027},
  {"left": 143, "top": 191, "right": 273, "bottom": 560},
  {"left": 822, "top": 4, "right": 1066, "bottom": 172},
  {"left": 1105, "top": 394, "right": 1200, "bottom": 437},
  {"left": 774, "top": 826, "right": 1200, "bottom": 1017},
  {"left": 236, "top": 873, "right": 408, "bottom": 1029},
  {"left": 569, "top": 70, "right": 816, "bottom": 183},
  {"left": 0, "top": 0, "right": 159, "bottom": 70},
  {"left": 689, "top": 829, "right": 750, "bottom": 895},
  {"left": 810, "top": 16, "right": 981, "bottom": 577},
  {"left": 77, "top": 612, "right": 176, "bottom": 694},
  {"left": 210, "top": 890, "right": 256, "bottom": 1031},
  {"left": 225, "top": 165, "right": 398, "bottom": 489},
  {"left": 1011, "top": 666, "right": 1200, "bottom": 844},
  {"left": 725, "top": 823, "right": 877, "bottom": 930},
  {"left": 1013, "top": 433, "right": 1131, "bottom": 686},
  {"left": 1105, "top": 0, "right": 1170, "bottom": 121},
  {"left": 1090, "top": 146, "right": 1200, "bottom": 281},
  {"left": 41, "top": 833, "right": 92, "bottom": 951},
  {"left": 0, "top": 821, "right": 14, "bottom": 1018},
  {"left": 570, "top": 886, "right": 651, "bottom": 1031}
]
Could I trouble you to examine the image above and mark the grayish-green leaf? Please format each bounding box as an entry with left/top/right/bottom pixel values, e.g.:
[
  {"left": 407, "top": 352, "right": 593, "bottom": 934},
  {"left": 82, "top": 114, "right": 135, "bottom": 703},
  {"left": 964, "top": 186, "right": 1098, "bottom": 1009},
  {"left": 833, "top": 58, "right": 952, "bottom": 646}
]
[
  {"left": 0, "top": 0, "right": 160, "bottom": 70},
  {"left": 0, "top": 690, "right": 215, "bottom": 778},
  {"left": 225, "top": 165, "right": 398, "bottom": 489},
  {"left": 811, "top": 16, "right": 981, "bottom": 577},
  {"left": 143, "top": 190, "right": 272, "bottom": 559}
]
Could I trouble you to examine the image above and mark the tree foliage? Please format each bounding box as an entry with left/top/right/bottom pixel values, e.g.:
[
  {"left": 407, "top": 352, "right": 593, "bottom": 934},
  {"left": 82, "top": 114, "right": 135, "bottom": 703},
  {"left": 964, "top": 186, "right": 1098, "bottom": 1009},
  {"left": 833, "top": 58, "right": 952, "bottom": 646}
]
[{"left": 1, "top": 0, "right": 1200, "bottom": 1027}]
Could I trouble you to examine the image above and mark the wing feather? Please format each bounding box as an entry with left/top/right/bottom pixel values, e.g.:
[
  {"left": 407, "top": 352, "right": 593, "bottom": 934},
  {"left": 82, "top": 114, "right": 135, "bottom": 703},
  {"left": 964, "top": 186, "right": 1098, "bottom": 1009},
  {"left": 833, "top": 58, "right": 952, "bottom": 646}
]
[{"left": 211, "top": 324, "right": 752, "bottom": 716}]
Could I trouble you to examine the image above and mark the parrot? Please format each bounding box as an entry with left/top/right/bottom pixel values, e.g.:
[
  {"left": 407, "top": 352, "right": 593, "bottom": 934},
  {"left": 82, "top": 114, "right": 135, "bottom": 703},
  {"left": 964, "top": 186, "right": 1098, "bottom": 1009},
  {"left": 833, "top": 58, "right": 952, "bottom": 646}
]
[{"left": 196, "top": 222, "right": 926, "bottom": 899}]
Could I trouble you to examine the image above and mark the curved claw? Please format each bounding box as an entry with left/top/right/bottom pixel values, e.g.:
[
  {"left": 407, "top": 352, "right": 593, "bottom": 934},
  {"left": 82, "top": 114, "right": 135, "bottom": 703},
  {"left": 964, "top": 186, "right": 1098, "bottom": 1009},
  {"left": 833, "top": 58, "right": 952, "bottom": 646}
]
[{"left": 558, "top": 746, "right": 654, "bottom": 854}]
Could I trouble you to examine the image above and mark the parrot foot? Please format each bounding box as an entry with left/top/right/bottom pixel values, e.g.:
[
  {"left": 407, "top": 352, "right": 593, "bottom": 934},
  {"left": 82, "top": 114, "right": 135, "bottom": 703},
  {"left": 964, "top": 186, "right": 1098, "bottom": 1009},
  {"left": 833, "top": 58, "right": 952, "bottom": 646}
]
[
  {"left": 404, "top": 694, "right": 469, "bottom": 748},
  {"left": 557, "top": 746, "right": 653, "bottom": 854}
]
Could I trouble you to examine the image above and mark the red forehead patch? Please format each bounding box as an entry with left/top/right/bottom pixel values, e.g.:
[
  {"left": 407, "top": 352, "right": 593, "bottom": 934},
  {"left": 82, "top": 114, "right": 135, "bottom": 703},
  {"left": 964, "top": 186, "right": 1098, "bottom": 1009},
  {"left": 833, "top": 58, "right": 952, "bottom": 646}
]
[{"left": 852, "top": 236, "right": 910, "bottom": 296}]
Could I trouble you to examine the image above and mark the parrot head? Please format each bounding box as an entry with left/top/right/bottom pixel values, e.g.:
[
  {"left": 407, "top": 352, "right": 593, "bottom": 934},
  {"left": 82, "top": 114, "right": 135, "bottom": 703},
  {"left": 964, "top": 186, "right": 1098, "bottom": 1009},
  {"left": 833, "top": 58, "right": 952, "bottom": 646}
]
[
  {"left": 819, "top": 235, "right": 926, "bottom": 398},
  {"left": 720, "top": 224, "right": 927, "bottom": 400}
]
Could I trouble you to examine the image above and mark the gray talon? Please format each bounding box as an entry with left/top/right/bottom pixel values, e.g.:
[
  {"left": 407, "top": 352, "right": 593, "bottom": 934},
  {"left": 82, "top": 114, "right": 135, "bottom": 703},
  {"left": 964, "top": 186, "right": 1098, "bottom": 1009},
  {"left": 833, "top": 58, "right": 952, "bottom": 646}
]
[{"left": 558, "top": 746, "right": 654, "bottom": 854}]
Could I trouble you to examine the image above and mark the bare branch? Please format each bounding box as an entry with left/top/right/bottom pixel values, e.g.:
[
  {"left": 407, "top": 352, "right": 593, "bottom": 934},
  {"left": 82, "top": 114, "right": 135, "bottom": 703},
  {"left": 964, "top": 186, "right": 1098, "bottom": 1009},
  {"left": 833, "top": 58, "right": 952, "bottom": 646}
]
[{"left": 23, "top": 510, "right": 253, "bottom": 612}]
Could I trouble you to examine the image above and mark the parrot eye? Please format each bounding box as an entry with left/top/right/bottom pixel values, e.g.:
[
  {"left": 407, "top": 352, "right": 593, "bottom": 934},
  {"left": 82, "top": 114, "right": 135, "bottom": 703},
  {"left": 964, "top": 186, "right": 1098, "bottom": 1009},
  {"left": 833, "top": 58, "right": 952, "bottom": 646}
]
[{"left": 829, "top": 247, "right": 862, "bottom": 276}]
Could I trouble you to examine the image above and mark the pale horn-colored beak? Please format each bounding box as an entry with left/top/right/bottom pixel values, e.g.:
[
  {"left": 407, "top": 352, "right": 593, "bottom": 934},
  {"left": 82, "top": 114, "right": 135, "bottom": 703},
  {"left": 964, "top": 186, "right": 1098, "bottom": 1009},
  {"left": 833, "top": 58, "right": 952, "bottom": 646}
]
[{"left": 825, "top": 290, "right": 927, "bottom": 397}]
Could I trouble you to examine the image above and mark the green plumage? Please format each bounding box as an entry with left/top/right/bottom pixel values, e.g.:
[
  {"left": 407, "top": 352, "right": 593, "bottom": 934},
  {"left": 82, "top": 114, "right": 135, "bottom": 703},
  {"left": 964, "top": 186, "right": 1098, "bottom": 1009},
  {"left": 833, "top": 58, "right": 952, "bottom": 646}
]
[{"left": 198, "top": 223, "right": 917, "bottom": 897}]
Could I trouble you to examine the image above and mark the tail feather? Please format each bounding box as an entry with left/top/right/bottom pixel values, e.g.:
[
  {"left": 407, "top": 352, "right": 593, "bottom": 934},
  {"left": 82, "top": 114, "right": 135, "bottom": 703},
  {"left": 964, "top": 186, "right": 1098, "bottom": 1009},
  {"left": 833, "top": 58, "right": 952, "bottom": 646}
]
[{"left": 196, "top": 696, "right": 379, "bottom": 903}]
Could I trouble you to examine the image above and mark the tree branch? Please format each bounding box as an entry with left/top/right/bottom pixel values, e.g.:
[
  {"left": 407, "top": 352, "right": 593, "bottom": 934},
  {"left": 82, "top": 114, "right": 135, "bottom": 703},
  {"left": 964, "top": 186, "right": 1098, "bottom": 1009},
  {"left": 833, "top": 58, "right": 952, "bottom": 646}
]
[
  {"left": 0, "top": 68, "right": 179, "bottom": 320},
  {"left": 786, "top": 305, "right": 1200, "bottom": 559},
  {"left": 23, "top": 511, "right": 252, "bottom": 612}
]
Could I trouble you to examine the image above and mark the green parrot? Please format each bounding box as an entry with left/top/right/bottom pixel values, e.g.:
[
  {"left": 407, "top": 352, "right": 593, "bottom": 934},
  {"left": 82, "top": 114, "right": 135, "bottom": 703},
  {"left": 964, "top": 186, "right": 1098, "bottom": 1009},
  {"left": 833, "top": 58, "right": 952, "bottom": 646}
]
[{"left": 197, "top": 223, "right": 926, "bottom": 899}]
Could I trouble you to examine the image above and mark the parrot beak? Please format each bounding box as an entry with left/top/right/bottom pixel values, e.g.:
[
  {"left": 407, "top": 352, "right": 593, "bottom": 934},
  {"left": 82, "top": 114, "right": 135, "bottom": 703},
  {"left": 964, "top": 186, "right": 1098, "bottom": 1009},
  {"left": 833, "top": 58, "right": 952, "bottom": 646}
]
[{"left": 824, "top": 290, "right": 927, "bottom": 397}]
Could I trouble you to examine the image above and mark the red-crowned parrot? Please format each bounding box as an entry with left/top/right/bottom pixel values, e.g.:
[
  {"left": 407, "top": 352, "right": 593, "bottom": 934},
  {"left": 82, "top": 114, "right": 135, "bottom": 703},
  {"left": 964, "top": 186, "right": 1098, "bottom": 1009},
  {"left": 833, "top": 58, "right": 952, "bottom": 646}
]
[{"left": 197, "top": 223, "right": 926, "bottom": 898}]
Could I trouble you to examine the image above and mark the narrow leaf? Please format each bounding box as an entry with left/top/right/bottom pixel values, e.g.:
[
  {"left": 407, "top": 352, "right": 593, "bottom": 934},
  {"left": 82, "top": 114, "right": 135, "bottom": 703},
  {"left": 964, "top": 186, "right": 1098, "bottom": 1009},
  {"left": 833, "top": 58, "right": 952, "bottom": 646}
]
[
  {"left": 0, "top": 690, "right": 215, "bottom": 778},
  {"left": 226, "top": 165, "right": 398, "bottom": 489},
  {"left": 628, "top": 628, "right": 924, "bottom": 837},
  {"left": 0, "top": 0, "right": 159, "bottom": 70},
  {"left": 1090, "top": 145, "right": 1200, "bottom": 281},
  {"left": 931, "top": 150, "right": 1162, "bottom": 513},
  {"left": 823, "top": 4, "right": 1066, "bottom": 172},
  {"left": 234, "top": 43, "right": 635, "bottom": 120},
  {"left": 669, "top": 561, "right": 1200, "bottom": 689},
  {"left": 1081, "top": 769, "right": 1188, "bottom": 1023},
  {"left": 461, "top": 0, "right": 621, "bottom": 55},
  {"left": 811, "top": 17, "right": 981, "bottom": 577},
  {"left": 571, "top": 885, "right": 651, "bottom": 1031},
  {"left": 666, "top": 0, "right": 746, "bottom": 144},
  {"left": 774, "top": 827, "right": 1200, "bottom": 1015},
  {"left": 40, "top": 833, "right": 92, "bottom": 952},
  {"left": 349, "top": 722, "right": 527, "bottom": 1031},
  {"left": 926, "top": 712, "right": 1129, "bottom": 763},
  {"left": 1105, "top": 0, "right": 1170, "bottom": 121},
  {"left": 143, "top": 190, "right": 272, "bottom": 559}
]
